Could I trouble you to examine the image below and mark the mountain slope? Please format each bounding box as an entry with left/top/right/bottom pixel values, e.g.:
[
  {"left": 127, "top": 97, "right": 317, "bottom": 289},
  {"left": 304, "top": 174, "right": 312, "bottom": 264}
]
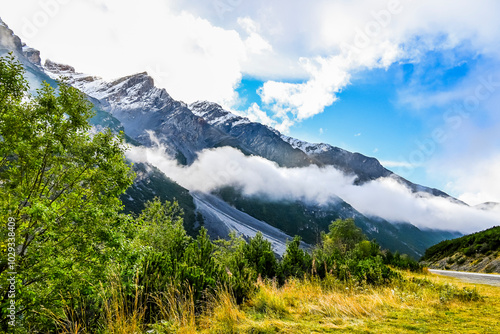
[
  {"left": 0, "top": 18, "right": 468, "bottom": 257},
  {"left": 213, "top": 187, "right": 461, "bottom": 258}
]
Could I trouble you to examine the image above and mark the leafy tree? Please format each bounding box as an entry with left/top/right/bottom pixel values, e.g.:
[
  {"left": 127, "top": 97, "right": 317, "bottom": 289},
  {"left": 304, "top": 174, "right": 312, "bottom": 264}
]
[
  {"left": 0, "top": 54, "right": 134, "bottom": 330},
  {"left": 312, "top": 218, "right": 397, "bottom": 284},
  {"left": 326, "top": 218, "right": 365, "bottom": 254},
  {"left": 134, "top": 197, "right": 190, "bottom": 259}
]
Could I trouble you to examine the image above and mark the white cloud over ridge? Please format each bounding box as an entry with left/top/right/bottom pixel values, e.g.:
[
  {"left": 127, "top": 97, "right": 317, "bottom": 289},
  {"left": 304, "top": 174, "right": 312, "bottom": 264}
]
[
  {"left": 3, "top": 0, "right": 499, "bottom": 120},
  {"left": 126, "top": 143, "right": 500, "bottom": 234}
]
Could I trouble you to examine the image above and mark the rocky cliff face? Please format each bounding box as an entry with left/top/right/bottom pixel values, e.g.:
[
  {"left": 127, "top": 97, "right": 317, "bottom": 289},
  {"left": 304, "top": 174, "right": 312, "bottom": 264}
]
[
  {"left": 189, "top": 101, "right": 314, "bottom": 167},
  {"left": 0, "top": 18, "right": 23, "bottom": 54},
  {"left": 44, "top": 63, "right": 235, "bottom": 164}
]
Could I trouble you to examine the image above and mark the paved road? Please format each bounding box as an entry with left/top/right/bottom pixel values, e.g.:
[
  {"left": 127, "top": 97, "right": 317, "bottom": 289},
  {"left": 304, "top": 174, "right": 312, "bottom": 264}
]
[{"left": 429, "top": 269, "right": 500, "bottom": 287}]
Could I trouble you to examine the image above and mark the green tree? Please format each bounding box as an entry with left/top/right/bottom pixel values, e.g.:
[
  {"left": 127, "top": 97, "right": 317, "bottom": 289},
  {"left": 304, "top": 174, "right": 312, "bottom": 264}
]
[
  {"left": 134, "top": 197, "right": 189, "bottom": 258},
  {"left": 279, "top": 236, "right": 311, "bottom": 282},
  {"left": 0, "top": 55, "right": 134, "bottom": 330},
  {"left": 326, "top": 218, "right": 365, "bottom": 254},
  {"left": 243, "top": 232, "right": 277, "bottom": 279},
  {"left": 213, "top": 232, "right": 256, "bottom": 303}
]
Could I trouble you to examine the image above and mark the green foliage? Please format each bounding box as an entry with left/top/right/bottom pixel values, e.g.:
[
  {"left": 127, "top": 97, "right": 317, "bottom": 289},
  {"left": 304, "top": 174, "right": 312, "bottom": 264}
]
[
  {"left": 213, "top": 232, "right": 256, "bottom": 303},
  {"left": 279, "top": 236, "right": 312, "bottom": 282},
  {"left": 312, "top": 219, "right": 398, "bottom": 284},
  {"left": 422, "top": 225, "right": 500, "bottom": 262},
  {"left": 383, "top": 250, "right": 423, "bottom": 272},
  {"left": 121, "top": 162, "right": 199, "bottom": 236},
  {"left": 0, "top": 54, "right": 134, "bottom": 330},
  {"left": 404, "top": 277, "right": 482, "bottom": 303},
  {"left": 243, "top": 232, "right": 278, "bottom": 279},
  {"left": 135, "top": 197, "right": 189, "bottom": 258},
  {"left": 327, "top": 218, "right": 366, "bottom": 254},
  {"left": 127, "top": 198, "right": 217, "bottom": 322}
]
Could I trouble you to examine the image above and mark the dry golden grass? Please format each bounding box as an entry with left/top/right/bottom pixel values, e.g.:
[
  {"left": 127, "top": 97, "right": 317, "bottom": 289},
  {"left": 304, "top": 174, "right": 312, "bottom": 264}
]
[
  {"left": 199, "top": 285, "right": 244, "bottom": 333},
  {"left": 101, "top": 276, "right": 146, "bottom": 334},
  {"left": 60, "top": 270, "right": 499, "bottom": 333},
  {"left": 193, "top": 271, "right": 500, "bottom": 333},
  {"left": 151, "top": 286, "right": 197, "bottom": 334}
]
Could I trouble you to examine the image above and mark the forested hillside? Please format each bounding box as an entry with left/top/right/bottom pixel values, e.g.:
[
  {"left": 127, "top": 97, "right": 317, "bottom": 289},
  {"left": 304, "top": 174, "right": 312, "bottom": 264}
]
[{"left": 421, "top": 226, "right": 500, "bottom": 273}]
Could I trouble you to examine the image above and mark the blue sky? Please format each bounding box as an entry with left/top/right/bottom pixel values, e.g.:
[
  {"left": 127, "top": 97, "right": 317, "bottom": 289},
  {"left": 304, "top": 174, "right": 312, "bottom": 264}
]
[
  {"left": 1, "top": 0, "right": 500, "bottom": 206},
  {"left": 235, "top": 52, "right": 488, "bottom": 194}
]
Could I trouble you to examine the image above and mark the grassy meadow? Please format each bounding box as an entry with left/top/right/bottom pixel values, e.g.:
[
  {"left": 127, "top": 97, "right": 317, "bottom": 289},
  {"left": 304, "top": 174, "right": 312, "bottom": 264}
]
[{"left": 58, "top": 269, "right": 499, "bottom": 334}]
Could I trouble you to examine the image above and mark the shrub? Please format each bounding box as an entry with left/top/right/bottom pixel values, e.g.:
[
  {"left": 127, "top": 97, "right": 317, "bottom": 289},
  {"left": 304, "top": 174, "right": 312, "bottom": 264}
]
[{"left": 278, "top": 236, "right": 312, "bottom": 283}]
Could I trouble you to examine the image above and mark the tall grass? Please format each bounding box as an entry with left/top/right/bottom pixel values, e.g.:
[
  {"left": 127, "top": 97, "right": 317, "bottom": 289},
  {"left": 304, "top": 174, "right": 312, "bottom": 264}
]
[
  {"left": 48, "top": 269, "right": 486, "bottom": 333},
  {"left": 150, "top": 285, "right": 197, "bottom": 333},
  {"left": 199, "top": 285, "right": 244, "bottom": 333},
  {"left": 101, "top": 274, "right": 146, "bottom": 334}
]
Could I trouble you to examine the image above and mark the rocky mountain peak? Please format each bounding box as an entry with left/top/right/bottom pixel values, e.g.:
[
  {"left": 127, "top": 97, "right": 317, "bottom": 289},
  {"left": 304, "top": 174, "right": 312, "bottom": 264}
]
[
  {"left": 0, "top": 18, "right": 23, "bottom": 54},
  {"left": 43, "top": 63, "right": 170, "bottom": 112},
  {"left": 44, "top": 59, "right": 76, "bottom": 74},
  {"left": 281, "top": 135, "right": 335, "bottom": 155},
  {"left": 22, "top": 45, "right": 41, "bottom": 66},
  {"left": 110, "top": 72, "right": 153, "bottom": 89},
  {"left": 189, "top": 100, "right": 251, "bottom": 127}
]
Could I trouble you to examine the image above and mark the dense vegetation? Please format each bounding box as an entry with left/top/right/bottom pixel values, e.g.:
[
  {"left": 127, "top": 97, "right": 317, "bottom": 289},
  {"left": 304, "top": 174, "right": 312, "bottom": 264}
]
[
  {"left": 421, "top": 226, "right": 500, "bottom": 262},
  {"left": 0, "top": 55, "right": 484, "bottom": 333}
]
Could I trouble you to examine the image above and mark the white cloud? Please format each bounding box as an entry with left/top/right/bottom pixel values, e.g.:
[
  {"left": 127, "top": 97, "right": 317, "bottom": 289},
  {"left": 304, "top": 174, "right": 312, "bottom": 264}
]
[
  {"left": 0, "top": 0, "right": 247, "bottom": 106},
  {"left": 236, "top": 103, "right": 276, "bottom": 128},
  {"left": 238, "top": 17, "right": 272, "bottom": 55},
  {"left": 258, "top": 55, "right": 350, "bottom": 122},
  {"left": 126, "top": 141, "right": 500, "bottom": 234},
  {"left": 442, "top": 154, "right": 500, "bottom": 206},
  {"left": 2, "top": 0, "right": 500, "bottom": 126}
]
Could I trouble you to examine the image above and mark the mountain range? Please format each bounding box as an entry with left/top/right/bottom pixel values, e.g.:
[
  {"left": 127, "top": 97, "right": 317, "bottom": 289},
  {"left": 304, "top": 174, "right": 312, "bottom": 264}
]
[{"left": 3, "top": 18, "right": 492, "bottom": 259}]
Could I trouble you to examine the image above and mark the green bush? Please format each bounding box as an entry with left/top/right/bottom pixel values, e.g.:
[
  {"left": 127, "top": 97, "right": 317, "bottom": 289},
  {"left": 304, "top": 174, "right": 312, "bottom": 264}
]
[
  {"left": 278, "top": 236, "right": 312, "bottom": 283},
  {"left": 243, "top": 232, "right": 278, "bottom": 279},
  {"left": 312, "top": 219, "right": 400, "bottom": 285}
]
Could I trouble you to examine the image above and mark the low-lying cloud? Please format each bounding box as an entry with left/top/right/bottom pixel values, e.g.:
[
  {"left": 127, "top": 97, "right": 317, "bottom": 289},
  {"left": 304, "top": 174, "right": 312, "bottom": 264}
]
[{"left": 126, "top": 144, "right": 500, "bottom": 234}]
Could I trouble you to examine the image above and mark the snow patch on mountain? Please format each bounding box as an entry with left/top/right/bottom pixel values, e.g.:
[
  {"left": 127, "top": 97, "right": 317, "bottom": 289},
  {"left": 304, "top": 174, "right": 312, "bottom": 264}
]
[
  {"left": 189, "top": 101, "right": 251, "bottom": 127},
  {"left": 281, "top": 135, "right": 336, "bottom": 155},
  {"left": 44, "top": 60, "right": 175, "bottom": 113}
]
